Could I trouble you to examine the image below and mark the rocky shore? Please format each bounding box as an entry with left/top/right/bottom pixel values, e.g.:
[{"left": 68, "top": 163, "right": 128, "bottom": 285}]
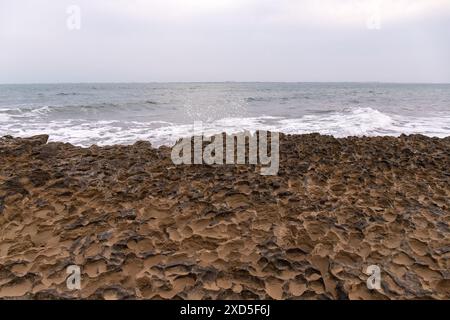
[{"left": 0, "top": 133, "right": 449, "bottom": 299}]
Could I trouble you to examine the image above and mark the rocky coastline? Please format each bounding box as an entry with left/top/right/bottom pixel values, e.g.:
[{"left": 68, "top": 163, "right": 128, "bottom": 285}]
[{"left": 0, "top": 133, "right": 449, "bottom": 299}]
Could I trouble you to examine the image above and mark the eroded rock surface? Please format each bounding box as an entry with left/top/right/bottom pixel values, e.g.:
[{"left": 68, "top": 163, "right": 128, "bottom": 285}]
[{"left": 0, "top": 134, "right": 449, "bottom": 299}]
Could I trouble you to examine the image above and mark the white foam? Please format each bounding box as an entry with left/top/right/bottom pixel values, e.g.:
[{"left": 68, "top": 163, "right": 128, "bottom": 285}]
[
  {"left": 277, "top": 107, "right": 396, "bottom": 137},
  {"left": 1, "top": 107, "right": 449, "bottom": 147},
  {"left": 30, "top": 105, "right": 53, "bottom": 116},
  {"left": 0, "top": 113, "right": 11, "bottom": 121}
]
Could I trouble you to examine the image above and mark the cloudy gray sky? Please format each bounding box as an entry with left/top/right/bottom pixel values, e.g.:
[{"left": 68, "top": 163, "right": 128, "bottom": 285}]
[{"left": 1, "top": 0, "right": 450, "bottom": 83}]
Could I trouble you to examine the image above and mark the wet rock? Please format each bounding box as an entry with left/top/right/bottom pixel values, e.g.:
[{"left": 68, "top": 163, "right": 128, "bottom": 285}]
[{"left": 24, "top": 134, "right": 49, "bottom": 146}]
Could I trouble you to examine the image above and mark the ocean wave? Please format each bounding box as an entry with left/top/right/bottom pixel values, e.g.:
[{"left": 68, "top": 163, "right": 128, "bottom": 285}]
[
  {"left": 277, "top": 107, "right": 395, "bottom": 137},
  {"left": 56, "top": 92, "right": 79, "bottom": 96},
  {"left": 1, "top": 107, "right": 449, "bottom": 147},
  {"left": 0, "top": 102, "right": 161, "bottom": 119},
  {"left": 0, "top": 113, "right": 11, "bottom": 121},
  {"left": 245, "top": 97, "right": 272, "bottom": 102}
]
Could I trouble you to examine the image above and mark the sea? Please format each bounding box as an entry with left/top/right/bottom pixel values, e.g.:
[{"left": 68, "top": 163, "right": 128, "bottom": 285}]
[{"left": 0, "top": 82, "right": 449, "bottom": 147}]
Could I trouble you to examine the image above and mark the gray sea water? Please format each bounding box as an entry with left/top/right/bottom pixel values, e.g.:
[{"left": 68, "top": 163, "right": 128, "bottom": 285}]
[{"left": 0, "top": 82, "right": 449, "bottom": 146}]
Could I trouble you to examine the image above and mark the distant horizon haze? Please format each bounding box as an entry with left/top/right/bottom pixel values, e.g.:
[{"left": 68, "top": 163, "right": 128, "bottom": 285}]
[{"left": 2, "top": 81, "right": 450, "bottom": 86}]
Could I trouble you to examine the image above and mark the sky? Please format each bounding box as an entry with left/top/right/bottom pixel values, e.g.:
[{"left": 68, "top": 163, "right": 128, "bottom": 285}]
[{"left": 1, "top": 0, "right": 450, "bottom": 84}]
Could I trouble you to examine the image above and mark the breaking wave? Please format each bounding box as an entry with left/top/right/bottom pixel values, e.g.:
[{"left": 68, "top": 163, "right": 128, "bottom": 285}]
[{"left": 1, "top": 107, "right": 449, "bottom": 147}]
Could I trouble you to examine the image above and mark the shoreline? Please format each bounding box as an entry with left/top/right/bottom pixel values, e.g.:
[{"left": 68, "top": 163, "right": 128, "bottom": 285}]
[
  {"left": 0, "top": 133, "right": 449, "bottom": 299},
  {"left": 2, "top": 131, "right": 449, "bottom": 150}
]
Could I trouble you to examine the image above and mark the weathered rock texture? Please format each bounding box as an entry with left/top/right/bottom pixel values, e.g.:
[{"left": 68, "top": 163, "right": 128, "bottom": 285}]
[{"left": 0, "top": 133, "right": 449, "bottom": 299}]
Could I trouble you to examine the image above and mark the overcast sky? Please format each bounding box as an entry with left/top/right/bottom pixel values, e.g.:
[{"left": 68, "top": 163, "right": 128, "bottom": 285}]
[{"left": 1, "top": 0, "right": 450, "bottom": 83}]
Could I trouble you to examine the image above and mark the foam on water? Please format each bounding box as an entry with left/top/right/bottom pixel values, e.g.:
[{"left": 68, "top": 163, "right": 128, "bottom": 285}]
[
  {"left": 1, "top": 83, "right": 449, "bottom": 146},
  {"left": 1, "top": 107, "right": 449, "bottom": 147},
  {"left": 276, "top": 107, "right": 395, "bottom": 137},
  {"left": 0, "top": 113, "right": 11, "bottom": 122}
]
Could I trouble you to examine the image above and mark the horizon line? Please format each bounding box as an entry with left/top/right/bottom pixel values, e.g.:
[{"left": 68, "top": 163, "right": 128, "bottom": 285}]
[{"left": 1, "top": 80, "right": 450, "bottom": 85}]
